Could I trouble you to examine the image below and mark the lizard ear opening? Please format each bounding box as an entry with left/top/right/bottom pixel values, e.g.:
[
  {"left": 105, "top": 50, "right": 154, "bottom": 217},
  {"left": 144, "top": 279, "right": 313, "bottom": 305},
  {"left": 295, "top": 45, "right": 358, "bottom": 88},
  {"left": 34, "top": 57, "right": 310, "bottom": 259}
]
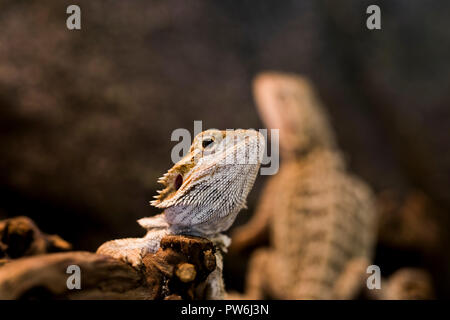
[{"left": 174, "top": 174, "right": 183, "bottom": 190}]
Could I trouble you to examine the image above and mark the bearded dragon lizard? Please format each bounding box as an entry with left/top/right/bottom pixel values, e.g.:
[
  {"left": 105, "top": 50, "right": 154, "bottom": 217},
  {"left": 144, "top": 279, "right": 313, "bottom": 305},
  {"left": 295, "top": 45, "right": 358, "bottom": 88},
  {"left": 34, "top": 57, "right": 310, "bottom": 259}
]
[
  {"left": 231, "top": 72, "right": 376, "bottom": 299},
  {"left": 97, "top": 129, "right": 264, "bottom": 299}
]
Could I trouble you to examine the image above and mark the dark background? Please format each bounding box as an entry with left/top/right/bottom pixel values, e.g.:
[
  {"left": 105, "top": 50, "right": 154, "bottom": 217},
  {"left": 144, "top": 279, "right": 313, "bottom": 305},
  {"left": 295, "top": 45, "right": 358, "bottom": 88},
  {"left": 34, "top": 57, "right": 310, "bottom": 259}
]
[{"left": 1, "top": 1, "right": 449, "bottom": 297}]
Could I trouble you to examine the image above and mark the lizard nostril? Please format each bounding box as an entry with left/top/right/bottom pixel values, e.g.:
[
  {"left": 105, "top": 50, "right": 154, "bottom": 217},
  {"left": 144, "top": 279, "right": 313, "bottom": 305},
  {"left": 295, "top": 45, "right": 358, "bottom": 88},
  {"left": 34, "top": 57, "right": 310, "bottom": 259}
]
[{"left": 174, "top": 174, "right": 183, "bottom": 190}]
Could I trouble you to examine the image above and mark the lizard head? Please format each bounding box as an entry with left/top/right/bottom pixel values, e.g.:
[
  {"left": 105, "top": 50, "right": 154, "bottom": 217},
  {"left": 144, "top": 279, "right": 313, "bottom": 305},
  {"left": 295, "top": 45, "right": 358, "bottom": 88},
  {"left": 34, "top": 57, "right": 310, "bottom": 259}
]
[
  {"left": 150, "top": 129, "right": 264, "bottom": 235},
  {"left": 253, "top": 72, "right": 336, "bottom": 156}
]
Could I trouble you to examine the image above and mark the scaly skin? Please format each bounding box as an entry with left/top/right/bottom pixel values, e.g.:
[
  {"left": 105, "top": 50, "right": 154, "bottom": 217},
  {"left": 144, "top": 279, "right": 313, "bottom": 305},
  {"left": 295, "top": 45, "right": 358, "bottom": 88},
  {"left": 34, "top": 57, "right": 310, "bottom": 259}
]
[
  {"left": 231, "top": 72, "right": 376, "bottom": 299},
  {"left": 97, "top": 129, "right": 264, "bottom": 299}
]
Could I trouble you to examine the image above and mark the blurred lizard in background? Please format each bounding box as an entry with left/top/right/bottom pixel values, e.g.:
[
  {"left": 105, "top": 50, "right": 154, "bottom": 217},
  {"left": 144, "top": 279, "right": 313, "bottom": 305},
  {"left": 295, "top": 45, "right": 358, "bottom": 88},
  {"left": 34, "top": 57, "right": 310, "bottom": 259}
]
[
  {"left": 231, "top": 72, "right": 376, "bottom": 299},
  {"left": 98, "top": 129, "right": 264, "bottom": 299}
]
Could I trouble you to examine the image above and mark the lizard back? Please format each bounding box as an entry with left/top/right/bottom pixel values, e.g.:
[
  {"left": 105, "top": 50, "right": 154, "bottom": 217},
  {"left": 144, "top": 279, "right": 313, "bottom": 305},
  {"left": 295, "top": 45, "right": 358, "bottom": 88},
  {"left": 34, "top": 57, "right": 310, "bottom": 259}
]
[{"left": 269, "top": 149, "right": 376, "bottom": 298}]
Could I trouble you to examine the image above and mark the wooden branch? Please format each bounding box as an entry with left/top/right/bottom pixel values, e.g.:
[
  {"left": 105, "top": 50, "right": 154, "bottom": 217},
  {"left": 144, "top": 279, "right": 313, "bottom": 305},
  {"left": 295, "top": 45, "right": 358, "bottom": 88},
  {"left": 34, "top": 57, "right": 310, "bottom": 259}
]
[{"left": 0, "top": 217, "right": 217, "bottom": 300}]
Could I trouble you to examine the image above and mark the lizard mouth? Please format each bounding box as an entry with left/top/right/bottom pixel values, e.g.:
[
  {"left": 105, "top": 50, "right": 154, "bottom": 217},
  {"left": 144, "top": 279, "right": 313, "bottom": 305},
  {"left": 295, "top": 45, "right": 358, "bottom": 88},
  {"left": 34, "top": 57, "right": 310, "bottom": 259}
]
[{"left": 174, "top": 174, "right": 183, "bottom": 190}]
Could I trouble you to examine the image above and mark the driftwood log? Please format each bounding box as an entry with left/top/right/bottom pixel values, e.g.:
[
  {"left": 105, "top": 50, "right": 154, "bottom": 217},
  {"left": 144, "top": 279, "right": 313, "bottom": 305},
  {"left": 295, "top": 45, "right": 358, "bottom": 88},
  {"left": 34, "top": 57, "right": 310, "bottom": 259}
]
[
  {"left": 0, "top": 216, "right": 72, "bottom": 261},
  {"left": 0, "top": 217, "right": 216, "bottom": 299}
]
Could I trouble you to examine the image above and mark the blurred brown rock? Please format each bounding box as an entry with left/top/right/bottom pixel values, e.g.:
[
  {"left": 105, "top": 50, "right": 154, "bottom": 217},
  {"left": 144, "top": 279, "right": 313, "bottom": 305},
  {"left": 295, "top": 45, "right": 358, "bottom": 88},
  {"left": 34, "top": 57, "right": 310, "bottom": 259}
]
[
  {"left": 377, "top": 190, "right": 441, "bottom": 254},
  {"left": 384, "top": 268, "right": 435, "bottom": 300},
  {"left": 0, "top": 216, "right": 71, "bottom": 259}
]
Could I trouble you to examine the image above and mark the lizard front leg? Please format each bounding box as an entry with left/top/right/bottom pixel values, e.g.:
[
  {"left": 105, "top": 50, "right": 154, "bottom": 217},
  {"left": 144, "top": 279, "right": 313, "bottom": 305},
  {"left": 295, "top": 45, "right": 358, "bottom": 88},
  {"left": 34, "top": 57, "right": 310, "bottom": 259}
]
[
  {"left": 97, "top": 237, "right": 153, "bottom": 268},
  {"left": 97, "top": 229, "right": 169, "bottom": 268},
  {"left": 332, "top": 257, "right": 370, "bottom": 299}
]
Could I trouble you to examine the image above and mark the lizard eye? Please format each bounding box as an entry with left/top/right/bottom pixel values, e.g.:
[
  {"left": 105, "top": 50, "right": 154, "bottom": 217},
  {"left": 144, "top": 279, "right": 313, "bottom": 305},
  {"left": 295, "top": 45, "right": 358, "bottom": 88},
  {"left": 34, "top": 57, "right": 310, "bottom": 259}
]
[{"left": 202, "top": 138, "right": 214, "bottom": 149}]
